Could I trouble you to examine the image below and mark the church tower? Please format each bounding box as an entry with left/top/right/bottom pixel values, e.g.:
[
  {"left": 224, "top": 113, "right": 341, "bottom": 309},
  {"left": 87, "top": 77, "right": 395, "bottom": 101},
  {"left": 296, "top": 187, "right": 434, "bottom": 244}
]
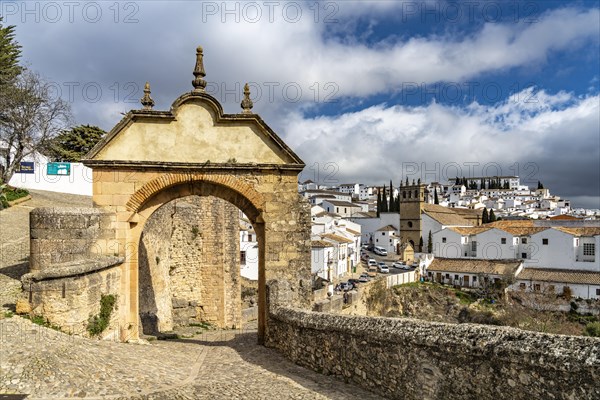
[{"left": 399, "top": 179, "right": 427, "bottom": 250}]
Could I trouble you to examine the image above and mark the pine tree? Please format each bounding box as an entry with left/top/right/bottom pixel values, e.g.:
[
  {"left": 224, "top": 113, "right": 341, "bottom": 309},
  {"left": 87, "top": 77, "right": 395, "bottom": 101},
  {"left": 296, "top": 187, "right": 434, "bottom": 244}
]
[
  {"left": 419, "top": 236, "right": 423, "bottom": 252},
  {"left": 46, "top": 125, "right": 106, "bottom": 161},
  {"left": 489, "top": 209, "right": 497, "bottom": 222},
  {"left": 482, "top": 208, "right": 489, "bottom": 224},
  {"left": 434, "top": 188, "right": 439, "bottom": 204},
  {"left": 376, "top": 190, "right": 381, "bottom": 218},
  {"left": 427, "top": 230, "right": 433, "bottom": 253},
  {"left": 455, "top": 176, "right": 460, "bottom": 185},
  {"left": 0, "top": 17, "right": 22, "bottom": 88},
  {"left": 381, "top": 186, "right": 388, "bottom": 212}
]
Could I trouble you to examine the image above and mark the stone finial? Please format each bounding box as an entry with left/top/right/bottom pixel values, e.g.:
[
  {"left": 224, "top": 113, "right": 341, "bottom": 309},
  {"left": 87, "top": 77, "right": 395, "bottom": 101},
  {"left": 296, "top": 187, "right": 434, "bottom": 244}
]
[
  {"left": 192, "top": 45, "right": 207, "bottom": 92},
  {"left": 140, "top": 82, "right": 155, "bottom": 110},
  {"left": 241, "top": 83, "right": 253, "bottom": 114}
]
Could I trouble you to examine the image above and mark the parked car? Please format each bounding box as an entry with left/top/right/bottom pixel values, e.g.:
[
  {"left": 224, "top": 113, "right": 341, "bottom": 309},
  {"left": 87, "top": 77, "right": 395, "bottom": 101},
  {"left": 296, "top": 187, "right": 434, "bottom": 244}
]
[
  {"left": 347, "top": 279, "right": 360, "bottom": 288},
  {"left": 378, "top": 264, "right": 390, "bottom": 273},
  {"left": 392, "top": 262, "right": 404, "bottom": 269},
  {"left": 338, "top": 282, "right": 352, "bottom": 291},
  {"left": 358, "top": 274, "right": 370, "bottom": 282},
  {"left": 368, "top": 259, "right": 377, "bottom": 266}
]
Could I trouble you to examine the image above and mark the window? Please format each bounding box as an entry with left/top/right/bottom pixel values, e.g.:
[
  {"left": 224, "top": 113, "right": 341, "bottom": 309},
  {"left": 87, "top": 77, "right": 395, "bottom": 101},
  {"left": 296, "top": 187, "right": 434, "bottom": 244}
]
[
  {"left": 240, "top": 251, "right": 246, "bottom": 264},
  {"left": 521, "top": 252, "right": 527, "bottom": 259},
  {"left": 473, "top": 276, "right": 477, "bottom": 282},
  {"left": 534, "top": 284, "right": 541, "bottom": 291},
  {"left": 596, "top": 288, "right": 600, "bottom": 296},
  {"left": 471, "top": 241, "right": 477, "bottom": 251},
  {"left": 519, "top": 283, "right": 526, "bottom": 290},
  {"left": 403, "top": 191, "right": 406, "bottom": 199},
  {"left": 584, "top": 243, "right": 595, "bottom": 256},
  {"left": 445, "top": 274, "right": 450, "bottom": 279},
  {"left": 442, "top": 237, "right": 447, "bottom": 243},
  {"left": 248, "top": 234, "right": 253, "bottom": 242},
  {"left": 408, "top": 221, "right": 413, "bottom": 228},
  {"left": 501, "top": 238, "right": 506, "bottom": 244},
  {"left": 521, "top": 238, "right": 527, "bottom": 244},
  {"left": 376, "top": 239, "right": 379, "bottom": 243},
  {"left": 542, "top": 239, "right": 549, "bottom": 245},
  {"left": 454, "top": 275, "right": 459, "bottom": 280}
]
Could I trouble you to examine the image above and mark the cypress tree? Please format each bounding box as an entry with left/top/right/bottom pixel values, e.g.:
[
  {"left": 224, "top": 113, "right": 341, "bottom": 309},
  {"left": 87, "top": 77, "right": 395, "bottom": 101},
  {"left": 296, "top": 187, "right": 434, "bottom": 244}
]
[
  {"left": 419, "top": 236, "right": 423, "bottom": 253},
  {"left": 427, "top": 230, "right": 433, "bottom": 253},
  {"left": 389, "top": 180, "right": 394, "bottom": 211},
  {"left": 434, "top": 188, "right": 439, "bottom": 204},
  {"left": 489, "top": 209, "right": 497, "bottom": 222},
  {"left": 482, "top": 208, "right": 489, "bottom": 224}
]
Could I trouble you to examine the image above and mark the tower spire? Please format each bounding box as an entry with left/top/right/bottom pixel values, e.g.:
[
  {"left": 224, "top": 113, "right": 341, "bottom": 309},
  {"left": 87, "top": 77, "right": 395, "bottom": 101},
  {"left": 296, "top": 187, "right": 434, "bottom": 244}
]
[
  {"left": 192, "top": 45, "right": 207, "bottom": 92},
  {"left": 241, "top": 83, "right": 253, "bottom": 114},
  {"left": 140, "top": 82, "right": 155, "bottom": 110}
]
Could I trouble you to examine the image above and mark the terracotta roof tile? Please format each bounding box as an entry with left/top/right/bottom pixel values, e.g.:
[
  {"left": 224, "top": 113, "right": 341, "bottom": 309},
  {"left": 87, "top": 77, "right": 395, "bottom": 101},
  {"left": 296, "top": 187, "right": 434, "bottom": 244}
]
[
  {"left": 517, "top": 268, "right": 600, "bottom": 285},
  {"left": 428, "top": 258, "right": 522, "bottom": 275}
]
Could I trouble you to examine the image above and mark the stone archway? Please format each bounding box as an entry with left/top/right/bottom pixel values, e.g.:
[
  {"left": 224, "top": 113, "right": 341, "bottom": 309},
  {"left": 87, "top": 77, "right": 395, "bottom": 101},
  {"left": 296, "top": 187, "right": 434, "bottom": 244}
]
[{"left": 81, "top": 46, "right": 311, "bottom": 343}]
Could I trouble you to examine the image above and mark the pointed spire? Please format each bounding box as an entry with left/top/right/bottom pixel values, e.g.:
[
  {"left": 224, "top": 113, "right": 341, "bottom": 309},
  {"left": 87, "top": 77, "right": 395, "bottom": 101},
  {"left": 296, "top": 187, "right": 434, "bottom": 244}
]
[
  {"left": 192, "top": 45, "right": 207, "bottom": 92},
  {"left": 241, "top": 83, "right": 253, "bottom": 114},
  {"left": 140, "top": 82, "right": 155, "bottom": 110}
]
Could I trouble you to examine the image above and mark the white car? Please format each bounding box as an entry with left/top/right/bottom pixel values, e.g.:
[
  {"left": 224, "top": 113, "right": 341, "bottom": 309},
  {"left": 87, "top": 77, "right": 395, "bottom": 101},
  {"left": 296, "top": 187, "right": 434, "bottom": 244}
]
[
  {"left": 392, "top": 262, "right": 404, "bottom": 269},
  {"left": 378, "top": 264, "right": 389, "bottom": 273},
  {"left": 368, "top": 259, "right": 377, "bottom": 266}
]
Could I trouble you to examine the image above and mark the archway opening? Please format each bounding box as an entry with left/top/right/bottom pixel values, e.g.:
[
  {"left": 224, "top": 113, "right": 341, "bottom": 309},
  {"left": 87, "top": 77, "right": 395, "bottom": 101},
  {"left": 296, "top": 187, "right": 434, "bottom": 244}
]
[{"left": 133, "top": 181, "right": 264, "bottom": 339}]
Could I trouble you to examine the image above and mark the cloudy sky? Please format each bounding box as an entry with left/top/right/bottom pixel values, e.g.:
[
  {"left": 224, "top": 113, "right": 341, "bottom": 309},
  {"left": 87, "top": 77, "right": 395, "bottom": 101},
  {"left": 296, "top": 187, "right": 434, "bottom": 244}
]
[{"left": 4, "top": 0, "right": 599, "bottom": 208}]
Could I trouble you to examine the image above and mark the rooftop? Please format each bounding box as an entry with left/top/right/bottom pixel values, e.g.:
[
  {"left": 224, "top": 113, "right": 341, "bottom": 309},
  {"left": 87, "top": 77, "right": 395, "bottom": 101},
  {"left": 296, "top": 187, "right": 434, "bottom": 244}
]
[
  {"left": 516, "top": 268, "right": 600, "bottom": 285},
  {"left": 428, "top": 258, "right": 522, "bottom": 276}
]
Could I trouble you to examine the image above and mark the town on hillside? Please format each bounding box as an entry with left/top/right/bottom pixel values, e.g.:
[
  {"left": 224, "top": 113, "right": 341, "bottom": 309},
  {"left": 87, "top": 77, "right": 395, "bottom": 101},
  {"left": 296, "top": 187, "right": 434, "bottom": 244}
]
[{"left": 283, "top": 177, "right": 600, "bottom": 307}]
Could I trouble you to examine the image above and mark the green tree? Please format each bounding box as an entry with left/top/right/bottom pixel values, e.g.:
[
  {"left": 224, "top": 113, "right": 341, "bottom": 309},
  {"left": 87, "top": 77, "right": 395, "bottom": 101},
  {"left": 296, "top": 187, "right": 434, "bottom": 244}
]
[
  {"left": 427, "top": 230, "right": 433, "bottom": 253},
  {"left": 376, "top": 190, "right": 381, "bottom": 218},
  {"left": 434, "top": 187, "right": 439, "bottom": 204},
  {"left": 388, "top": 180, "right": 394, "bottom": 211},
  {"left": 46, "top": 125, "right": 106, "bottom": 161},
  {"left": 489, "top": 209, "right": 497, "bottom": 222},
  {"left": 0, "top": 17, "right": 22, "bottom": 88},
  {"left": 537, "top": 181, "right": 544, "bottom": 190},
  {"left": 381, "top": 186, "right": 388, "bottom": 212},
  {"left": 482, "top": 208, "right": 489, "bottom": 224},
  {"left": 418, "top": 236, "right": 423, "bottom": 252}
]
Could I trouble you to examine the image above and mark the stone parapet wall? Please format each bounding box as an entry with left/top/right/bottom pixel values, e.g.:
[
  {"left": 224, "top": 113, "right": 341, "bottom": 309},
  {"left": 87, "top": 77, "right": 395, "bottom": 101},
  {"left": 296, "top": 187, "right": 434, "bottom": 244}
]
[
  {"left": 21, "top": 256, "right": 123, "bottom": 337},
  {"left": 267, "top": 308, "right": 600, "bottom": 400},
  {"left": 30, "top": 207, "right": 117, "bottom": 271}
]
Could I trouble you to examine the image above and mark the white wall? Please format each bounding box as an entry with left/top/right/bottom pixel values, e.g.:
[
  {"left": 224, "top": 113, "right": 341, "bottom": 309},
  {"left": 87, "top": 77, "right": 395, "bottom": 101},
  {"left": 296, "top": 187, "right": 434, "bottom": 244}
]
[
  {"left": 350, "top": 213, "right": 399, "bottom": 245},
  {"left": 432, "top": 229, "right": 465, "bottom": 258},
  {"left": 512, "top": 280, "right": 600, "bottom": 300},
  {"left": 475, "top": 229, "right": 518, "bottom": 260},
  {"left": 8, "top": 161, "right": 92, "bottom": 196}
]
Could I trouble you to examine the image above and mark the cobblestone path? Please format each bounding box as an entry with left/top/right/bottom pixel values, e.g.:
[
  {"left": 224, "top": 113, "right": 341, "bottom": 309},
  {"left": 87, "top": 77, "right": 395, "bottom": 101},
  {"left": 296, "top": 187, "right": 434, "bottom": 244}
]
[{"left": 0, "top": 191, "right": 384, "bottom": 399}]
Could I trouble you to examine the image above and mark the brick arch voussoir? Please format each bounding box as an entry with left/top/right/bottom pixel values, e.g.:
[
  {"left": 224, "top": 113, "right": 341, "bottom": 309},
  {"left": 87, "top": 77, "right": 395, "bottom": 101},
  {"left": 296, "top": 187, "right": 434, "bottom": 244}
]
[{"left": 126, "top": 172, "right": 265, "bottom": 218}]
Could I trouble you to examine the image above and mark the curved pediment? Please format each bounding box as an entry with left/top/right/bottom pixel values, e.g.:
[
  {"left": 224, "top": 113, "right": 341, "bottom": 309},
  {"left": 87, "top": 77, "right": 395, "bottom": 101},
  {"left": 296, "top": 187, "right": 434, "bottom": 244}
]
[{"left": 85, "top": 91, "right": 304, "bottom": 169}]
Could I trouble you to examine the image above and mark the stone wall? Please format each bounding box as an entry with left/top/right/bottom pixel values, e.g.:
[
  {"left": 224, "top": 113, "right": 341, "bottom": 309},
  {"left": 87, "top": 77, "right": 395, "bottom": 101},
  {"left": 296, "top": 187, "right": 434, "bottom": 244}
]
[
  {"left": 24, "top": 207, "right": 124, "bottom": 338},
  {"left": 30, "top": 207, "right": 117, "bottom": 271},
  {"left": 21, "top": 258, "right": 123, "bottom": 337},
  {"left": 138, "top": 195, "right": 241, "bottom": 334},
  {"left": 267, "top": 308, "right": 600, "bottom": 400}
]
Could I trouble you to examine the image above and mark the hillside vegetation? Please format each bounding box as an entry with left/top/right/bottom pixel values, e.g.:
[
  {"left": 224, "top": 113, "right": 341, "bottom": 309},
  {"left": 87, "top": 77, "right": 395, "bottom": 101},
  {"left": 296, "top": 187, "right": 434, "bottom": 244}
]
[{"left": 366, "top": 282, "right": 599, "bottom": 337}]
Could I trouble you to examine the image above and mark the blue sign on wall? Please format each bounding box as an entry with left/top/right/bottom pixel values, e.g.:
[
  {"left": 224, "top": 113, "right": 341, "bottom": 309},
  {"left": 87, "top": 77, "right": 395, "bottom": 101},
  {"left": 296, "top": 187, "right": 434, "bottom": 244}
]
[
  {"left": 47, "top": 162, "right": 71, "bottom": 176},
  {"left": 16, "top": 162, "right": 34, "bottom": 174}
]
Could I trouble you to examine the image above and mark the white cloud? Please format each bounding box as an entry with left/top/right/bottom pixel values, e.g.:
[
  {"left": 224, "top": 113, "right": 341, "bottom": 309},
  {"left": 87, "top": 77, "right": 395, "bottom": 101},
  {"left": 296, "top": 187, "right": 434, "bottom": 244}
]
[{"left": 286, "top": 90, "right": 600, "bottom": 207}]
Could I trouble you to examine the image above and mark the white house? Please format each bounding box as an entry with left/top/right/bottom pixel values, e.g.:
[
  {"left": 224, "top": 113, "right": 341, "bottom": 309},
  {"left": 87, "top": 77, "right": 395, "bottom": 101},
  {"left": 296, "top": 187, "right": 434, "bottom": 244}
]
[
  {"left": 513, "top": 268, "right": 600, "bottom": 300},
  {"left": 373, "top": 225, "right": 400, "bottom": 255},
  {"left": 426, "top": 258, "right": 523, "bottom": 288},
  {"left": 321, "top": 199, "right": 363, "bottom": 218},
  {"left": 349, "top": 212, "right": 400, "bottom": 247},
  {"left": 311, "top": 240, "right": 335, "bottom": 281},
  {"left": 525, "top": 227, "right": 600, "bottom": 272},
  {"left": 239, "top": 227, "right": 259, "bottom": 280},
  {"left": 321, "top": 233, "right": 353, "bottom": 278}
]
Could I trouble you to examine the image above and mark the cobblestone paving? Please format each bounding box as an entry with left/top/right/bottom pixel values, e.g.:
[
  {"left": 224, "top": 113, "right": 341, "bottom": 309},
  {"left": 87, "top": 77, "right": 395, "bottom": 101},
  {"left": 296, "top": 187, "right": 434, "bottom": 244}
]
[{"left": 0, "top": 190, "right": 384, "bottom": 399}]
